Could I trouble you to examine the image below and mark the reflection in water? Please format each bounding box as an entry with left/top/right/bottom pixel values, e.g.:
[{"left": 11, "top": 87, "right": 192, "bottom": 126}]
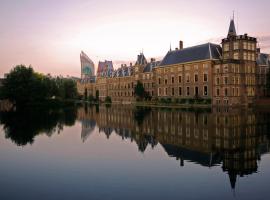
[
  {"left": 77, "top": 105, "right": 270, "bottom": 190},
  {"left": 1, "top": 105, "right": 270, "bottom": 192},
  {"left": 0, "top": 107, "right": 77, "bottom": 146}
]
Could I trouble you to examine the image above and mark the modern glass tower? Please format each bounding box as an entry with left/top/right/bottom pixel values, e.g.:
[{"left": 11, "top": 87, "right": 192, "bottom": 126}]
[{"left": 80, "top": 51, "right": 95, "bottom": 79}]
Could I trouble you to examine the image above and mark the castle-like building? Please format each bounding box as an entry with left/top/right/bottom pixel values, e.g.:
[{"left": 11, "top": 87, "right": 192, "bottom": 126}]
[{"left": 77, "top": 19, "right": 270, "bottom": 106}]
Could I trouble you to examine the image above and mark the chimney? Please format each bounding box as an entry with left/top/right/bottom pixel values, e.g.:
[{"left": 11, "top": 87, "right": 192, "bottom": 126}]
[
  {"left": 150, "top": 58, "right": 155, "bottom": 62},
  {"left": 179, "top": 40, "right": 183, "bottom": 50}
]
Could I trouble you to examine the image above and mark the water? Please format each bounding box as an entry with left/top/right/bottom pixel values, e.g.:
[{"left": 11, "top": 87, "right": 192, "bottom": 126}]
[{"left": 0, "top": 105, "right": 270, "bottom": 200}]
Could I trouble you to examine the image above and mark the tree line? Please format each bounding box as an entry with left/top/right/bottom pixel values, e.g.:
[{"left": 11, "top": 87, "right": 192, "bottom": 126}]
[{"left": 0, "top": 65, "right": 78, "bottom": 107}]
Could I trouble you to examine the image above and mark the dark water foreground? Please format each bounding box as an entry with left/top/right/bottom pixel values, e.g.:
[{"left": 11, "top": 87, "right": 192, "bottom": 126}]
[{"left": 0, "top": 105, "right": 270, "bottom": 200}]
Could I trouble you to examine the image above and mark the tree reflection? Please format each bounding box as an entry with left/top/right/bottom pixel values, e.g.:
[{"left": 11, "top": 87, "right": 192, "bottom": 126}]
[{"left": 0, "top": 107, "right": 77, "bottom": 146}]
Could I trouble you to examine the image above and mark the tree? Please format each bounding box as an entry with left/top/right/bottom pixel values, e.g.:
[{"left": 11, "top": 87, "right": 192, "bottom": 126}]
[
  {"left": 95, "top": 90, "right": 99, "bottom": 102},
  {"left": 1, "top": 65, "right": 48, "bottom": 106},
  {"left": 134, "top": 81, "right": 146, "bottom": 100},
  {"left": 105, "top": 96, "right": 112, "bottom": 103},
  {"left": 1, "top": 65, "right": 79, "bottom": 107}
]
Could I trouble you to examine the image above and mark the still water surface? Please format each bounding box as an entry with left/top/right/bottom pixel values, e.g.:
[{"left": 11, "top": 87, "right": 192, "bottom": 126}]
[{"left": 0, "top": 105, "right": 270, "bottom": 200}]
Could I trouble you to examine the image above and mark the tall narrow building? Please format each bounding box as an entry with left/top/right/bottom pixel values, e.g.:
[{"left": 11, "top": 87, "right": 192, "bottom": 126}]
[
  {"left": 213, "top": 18, "right": 257, "bottom": 106},
  {"left": 80, "top": 51, "right": 95, "bottom": 79}
]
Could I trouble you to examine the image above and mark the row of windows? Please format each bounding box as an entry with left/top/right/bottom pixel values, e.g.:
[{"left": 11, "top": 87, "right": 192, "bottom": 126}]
[
  {"left": 215, "top": 76, "right": 240, "bottom": 85},
  {"left": 158, "top": 86, "right": 208, "bottom": 96},
  {"left": 108, "top": 82, "right": 134, "bottom": 90},
  {"left": 224, "top": 41, "right": 256, "bottom": 51},
  {"left": 156, "top": 64, "right": 209, "bottom": 74},
  {"left": 158, "top": 74, "right": 208, "bottom": 85},
  {"left": 215, "top": 87, "right": 239, "bottom": 96}
]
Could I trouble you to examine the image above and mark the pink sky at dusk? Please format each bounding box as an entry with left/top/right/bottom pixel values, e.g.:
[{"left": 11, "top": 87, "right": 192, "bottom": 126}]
[{"left": 1, "top": 0, "right": 270, "bottom": 78}]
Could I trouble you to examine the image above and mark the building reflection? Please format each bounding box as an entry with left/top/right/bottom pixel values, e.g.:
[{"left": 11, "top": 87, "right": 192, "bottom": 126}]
[{"left": 77, "top": 105, "right": 270, "bottom": 189}]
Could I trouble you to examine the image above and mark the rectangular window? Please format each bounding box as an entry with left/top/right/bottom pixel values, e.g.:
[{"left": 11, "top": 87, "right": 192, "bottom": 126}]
[
  {"left": 165, "top": 88, "right": 168, "bottom": 95},
  {"left": 224, "top": 43, "right": 229, "bottom": 51},
  {"left": 233, "top": 42, "right": 239, "bottom": 50},
  {"left": 225, "top": 88, "right": 228, "bottom": 96},
  {"left": 216, "top": 77, "right": 220, "bottom": 85},
  {"left": 224, "top": 77, "right": 228, "bottom": 84},
  {"left": 243, "top": 42, "right": 247, "bottom": 49},
  {"left": 165, "top": 79, "right": 167, "bottom": 84},
  {"left": 204, "top": 86, "right": 208, "bottom": 96},
  {"left": 204, "top": 74, "right": 208, "bottom": 82},
  {"left": 216, "top": 88, "right": 220, "bottom": 96},
  {"left": 233, "top": 52, "right": 239, "bottom": 60},
  {"left": 186, "top": 87, "right": 190, "bottom": 96},
  {"left": 158, "top": 78, "right": 161, "bottom": 84},
  {"left": 172, "top": 88, "right": 175, "bottom": 96},
  {"left": 186, "top": 74, "right": 190, "bottom": 83},
  {"left": 171, "top": 76, "right": 174, "bottom": 84},
  {"left": 195, "top": 86, "right": 199, "bottom": 96},
  {"left": 178, "top": 75, "right": 182, "bottom": 83},
  {"left": 179, "top": 87, "right": 182, "bottom": 96},
  {"left": 194, "top": 74, "right": 198, "bottom": 82},
  {"left": 224, "top": 65, "right": 228, "bottom": 73}
]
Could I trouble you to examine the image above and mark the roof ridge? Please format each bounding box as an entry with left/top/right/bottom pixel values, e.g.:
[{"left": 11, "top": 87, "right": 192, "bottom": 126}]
[{"left": 170, "top": 42, "right": 220, "bottom": 53}]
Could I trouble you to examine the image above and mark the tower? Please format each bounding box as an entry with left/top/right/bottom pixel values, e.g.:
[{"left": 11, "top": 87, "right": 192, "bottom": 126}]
[{"left": 213, "top": 18, "right": 257, "bottom": 106}]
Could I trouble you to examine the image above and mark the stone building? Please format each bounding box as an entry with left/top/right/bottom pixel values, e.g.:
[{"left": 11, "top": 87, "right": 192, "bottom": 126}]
[
  {"left": 77, "top": 19, "right": 270, "bottom": 106},
  {"left": 213, "top": 19, "right": 258, "bottom": 106}
]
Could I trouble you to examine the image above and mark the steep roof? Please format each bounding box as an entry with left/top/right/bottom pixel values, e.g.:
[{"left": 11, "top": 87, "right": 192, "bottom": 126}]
[
  {"left": 135, "top": 53, "right": 147, "bottom": 65},
  {"left": 257, "top": 53, "right": 269, "bottom": 66},
  {"left": 159, "top": 43, "right": 222, "bottom": 66},
  {"left": 227, "top": 19, "right": 237, "bottom": 37},
  {"left": 143, "top": 61, "right": 160, "bottom": 72}
]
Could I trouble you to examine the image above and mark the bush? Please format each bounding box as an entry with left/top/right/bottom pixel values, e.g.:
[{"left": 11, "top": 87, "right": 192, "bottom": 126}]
[
  {"left": 88, "top": 94, "right": 95, "bottom": 102},
  {"left": 105, "top": 96, "right": 112, "bottom": 104},
  {"left": 179, "top": 99, "right": 186, "bottom": 104},
  {"left": 187, "top": 98, "right": 195, "bottom": 104}
]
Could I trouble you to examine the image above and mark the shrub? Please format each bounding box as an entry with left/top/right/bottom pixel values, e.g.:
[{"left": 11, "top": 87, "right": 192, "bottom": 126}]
[{"left": 105, "top": 96, "right": 112, "bottom": 104}]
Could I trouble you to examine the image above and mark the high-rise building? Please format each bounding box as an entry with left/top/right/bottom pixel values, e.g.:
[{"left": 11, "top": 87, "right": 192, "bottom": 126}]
[{"left": 80, "top": 51, "right": 95, "bottom": 79}]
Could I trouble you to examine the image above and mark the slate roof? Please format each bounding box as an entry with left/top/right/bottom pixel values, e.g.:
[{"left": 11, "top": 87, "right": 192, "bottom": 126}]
[
  {"left": 227, "top": 19, "right": 237, "bottom": 37},
  {"left": 161, "top": 144, "right": 221, "bottom": 167},
  {"left": 135, "top": 53, "right": 147, "bottom": 65},
  {"left": 112, "top": 65, "right": 133, "bottom": 77},
  {"left": 257, "top": 53, "right": 270, "bottom": 66},
  {"left": 143, "top": 61, "right": 160, "bottom": 72},
  {"left": 159, "top": 43, "right": 222, "bottom": 66}
]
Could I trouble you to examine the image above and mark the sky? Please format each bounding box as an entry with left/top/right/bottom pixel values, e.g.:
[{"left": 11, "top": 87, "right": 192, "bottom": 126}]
[{"left": 0, "top": 0, "right": 270, "bottom": 77}]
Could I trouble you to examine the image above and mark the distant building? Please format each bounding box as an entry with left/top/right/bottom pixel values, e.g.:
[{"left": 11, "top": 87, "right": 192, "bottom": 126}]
[
  {"left": 77, "top": 18, "right": 270, "bottom": 105},
  {"left": 80, "top": 51, "right": 95, "bottom": 79},
  {"left": 97, "top": 60, "right": 114, "bottom": 77}
]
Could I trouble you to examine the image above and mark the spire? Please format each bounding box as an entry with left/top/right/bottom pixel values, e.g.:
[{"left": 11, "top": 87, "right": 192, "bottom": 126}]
[{"left": 227, "top": 17, "right": 237, "bottom": 37}]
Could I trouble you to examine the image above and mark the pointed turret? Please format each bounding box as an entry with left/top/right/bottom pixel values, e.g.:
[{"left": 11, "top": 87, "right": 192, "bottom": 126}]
[{"left": 227, "top": 19, "right": 237, "bottom": 38}]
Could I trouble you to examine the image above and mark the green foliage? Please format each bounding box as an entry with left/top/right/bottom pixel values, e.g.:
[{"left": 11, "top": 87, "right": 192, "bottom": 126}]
[
  {"left": 88, "top": 94, "right": 95, "bottom": 102},
  {"left": 105, "top": 96, "right": 112, "bottom": 103},
  {"left": 0, "top": 107, "right": 77, "bottom": 146},
  {"left": 134, "top": 81, "right": 146, "bottom": 99},
  {"left": 95, "top": 90, "right": 99, "bottom": 101},
  {"left": 1, "top": 65, "right": 78, "bottom": 106}
]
